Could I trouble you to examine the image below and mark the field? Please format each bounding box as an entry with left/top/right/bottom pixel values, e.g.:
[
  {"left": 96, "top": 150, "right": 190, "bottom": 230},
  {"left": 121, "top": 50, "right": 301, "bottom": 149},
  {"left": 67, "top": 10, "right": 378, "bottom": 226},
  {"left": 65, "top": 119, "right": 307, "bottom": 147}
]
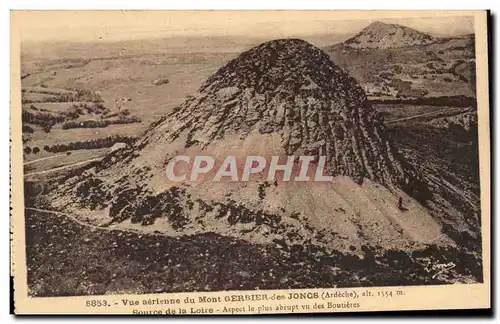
[
  {"left": 20, "top": 50, "right": 236, "bottom": 174},
  {"left": 24, "top": 148, "right": 109, "bottom": 177}
]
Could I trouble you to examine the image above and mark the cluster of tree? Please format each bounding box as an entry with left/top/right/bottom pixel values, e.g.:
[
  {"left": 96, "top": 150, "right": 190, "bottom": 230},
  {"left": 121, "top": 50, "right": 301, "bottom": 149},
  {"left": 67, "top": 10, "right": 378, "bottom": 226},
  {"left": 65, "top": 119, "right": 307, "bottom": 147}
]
[
  {"left": 22, "top": 110, "right": 65, "bottom": 133},
  {"left": 22, "top": 88, "right": 64, "bottom": 96},
  {"left": 22, "top": 125, "right": 34, "bottom": 133},
  {"left": 102, "top": 109, "right": 130, "bottom": 119},
  {"left": 22, "top": 88, "right": 104, "bottom": 104},
  {"left": 57, "top": 89, "right": 104, "bottom": 103},
  {"left": 23, "top": 136, "right": 136, "bottom": 155},
  {"left": 21, "top": 98, "right": 37, "bottom": 104},
  {"left": 61, "top": 116, "right": 141, "bottom": 130},
  {"left": 24, "top": 101, "right": 116, "bottom": 133},
  {"left": 43, "top": 135, "right": 137, "bottom": 153},
  {"left": 23, "top": 146, "right": 40, "bottom": 155},
  {"left": 66, "top": 102, "right": 110, "bottom": 119}
]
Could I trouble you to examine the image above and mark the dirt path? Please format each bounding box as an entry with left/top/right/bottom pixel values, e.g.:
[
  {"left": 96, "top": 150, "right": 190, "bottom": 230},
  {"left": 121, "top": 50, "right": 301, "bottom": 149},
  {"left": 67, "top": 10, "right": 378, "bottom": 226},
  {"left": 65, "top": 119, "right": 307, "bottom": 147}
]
[
  {"left": 26, "top": 207, "right": 113, "bottom": 231},
  {"left": 24, "top": 157, "right": 104, "bottom": 177},
  {"left": 25, "top": 207, "right": 168, "bottom": 238},
  {"left": 23, "top": 151, "right": 89, "bottom": 166},
  {"left": 385, "top": 107, "right": 469, "bottom": 124}
]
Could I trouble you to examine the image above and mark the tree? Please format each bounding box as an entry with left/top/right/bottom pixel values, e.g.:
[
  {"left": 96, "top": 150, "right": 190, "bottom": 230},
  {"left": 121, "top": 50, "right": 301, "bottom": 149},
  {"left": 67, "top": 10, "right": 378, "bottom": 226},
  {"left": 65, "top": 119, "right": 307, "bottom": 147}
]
[
  {"left": 24, "top": 147, "right": 31, "bottom": 155},
  {"left": 32, "top": 147, "right": 40, "bottom": 154},
  {"left": 22, "top": 125, "right": 34, "bottom": 133},
  {"left": 119, "top": 109, "right": 131, "bottom": 117}
]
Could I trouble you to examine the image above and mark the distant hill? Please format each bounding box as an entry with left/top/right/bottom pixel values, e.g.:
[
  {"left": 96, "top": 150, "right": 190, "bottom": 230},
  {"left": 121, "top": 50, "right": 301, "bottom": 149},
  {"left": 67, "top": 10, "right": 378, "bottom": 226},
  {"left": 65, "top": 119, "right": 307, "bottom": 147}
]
[
  {"left": 344, "top": 21, "right": 435, "bottom": 49},
  {"left": 325, "top": 25, "right": 476, "bottom": 99}
]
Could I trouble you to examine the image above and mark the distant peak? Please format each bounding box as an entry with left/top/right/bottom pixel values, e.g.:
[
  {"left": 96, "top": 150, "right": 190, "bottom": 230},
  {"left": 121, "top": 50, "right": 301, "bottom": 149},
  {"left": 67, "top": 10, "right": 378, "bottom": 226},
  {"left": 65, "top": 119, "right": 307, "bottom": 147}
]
[{"left": 344, "top": 21, "right": 434, "bottom": 49}]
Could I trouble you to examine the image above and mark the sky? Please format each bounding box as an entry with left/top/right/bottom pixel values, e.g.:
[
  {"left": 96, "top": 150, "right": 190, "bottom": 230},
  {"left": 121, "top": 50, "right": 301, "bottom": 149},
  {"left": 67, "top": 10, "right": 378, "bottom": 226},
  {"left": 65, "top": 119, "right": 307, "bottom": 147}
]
[{"left": 13, "top": 11, "right": 475, "bottom": 43}]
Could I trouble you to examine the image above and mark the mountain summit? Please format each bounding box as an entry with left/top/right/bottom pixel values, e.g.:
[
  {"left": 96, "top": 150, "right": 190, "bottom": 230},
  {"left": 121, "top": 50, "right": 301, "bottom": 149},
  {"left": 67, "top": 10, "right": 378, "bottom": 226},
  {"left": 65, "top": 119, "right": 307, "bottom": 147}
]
[
  {"left": 140, "top": 39, "right": 423, "bottom": 188},
  {"left": 51, "top": 38, "right": 449, "bottom": 253},
  {"left": 344, "top": 21, "right": 434, "bottom": 49}
]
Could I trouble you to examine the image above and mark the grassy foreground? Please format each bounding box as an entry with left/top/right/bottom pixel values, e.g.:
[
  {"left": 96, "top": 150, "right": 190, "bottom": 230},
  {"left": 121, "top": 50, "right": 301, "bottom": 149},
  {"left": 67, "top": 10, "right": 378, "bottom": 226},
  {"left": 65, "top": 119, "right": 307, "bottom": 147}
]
[{"left": 25, "top": 209, "right": 481, "bottom": 297}]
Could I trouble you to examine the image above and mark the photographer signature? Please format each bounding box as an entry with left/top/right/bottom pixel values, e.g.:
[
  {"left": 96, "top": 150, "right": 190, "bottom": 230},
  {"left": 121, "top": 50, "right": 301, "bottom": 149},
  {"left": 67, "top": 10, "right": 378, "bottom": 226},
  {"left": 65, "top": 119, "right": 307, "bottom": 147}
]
[{"left": 424, "top": 260, "right": 456, "bottom": 279}]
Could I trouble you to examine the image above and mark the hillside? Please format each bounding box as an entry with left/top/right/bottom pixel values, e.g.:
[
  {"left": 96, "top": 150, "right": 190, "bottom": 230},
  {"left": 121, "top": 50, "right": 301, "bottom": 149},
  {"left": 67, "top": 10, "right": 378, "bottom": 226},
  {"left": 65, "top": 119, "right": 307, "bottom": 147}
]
[
  {"left": 326, "top": 32, "right": 476, "bottom": 98},
  {"left": 344, "top": 21, "right": 434, "bottom": 49}
]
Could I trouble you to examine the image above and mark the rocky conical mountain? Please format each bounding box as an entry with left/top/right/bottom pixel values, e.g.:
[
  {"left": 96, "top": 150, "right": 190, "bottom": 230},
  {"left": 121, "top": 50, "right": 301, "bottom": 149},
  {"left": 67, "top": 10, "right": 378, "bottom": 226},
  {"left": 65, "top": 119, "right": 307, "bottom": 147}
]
[
  {"left": 136, "top": 39, "right": 423, "bottom": 190},
  {"left": 50, "top": 39, "right": 450, "bottom": 253},
  {"left": 344, "top": 21, "right": 434, "bottom": 49}
]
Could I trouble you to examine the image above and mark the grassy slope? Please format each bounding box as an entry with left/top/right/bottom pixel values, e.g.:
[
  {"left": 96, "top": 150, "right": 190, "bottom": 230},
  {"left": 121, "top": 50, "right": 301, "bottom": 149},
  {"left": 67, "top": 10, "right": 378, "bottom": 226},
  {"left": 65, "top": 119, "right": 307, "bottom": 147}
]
[{"left": 25, "top": 206, "right": 481, "bottom": 297}]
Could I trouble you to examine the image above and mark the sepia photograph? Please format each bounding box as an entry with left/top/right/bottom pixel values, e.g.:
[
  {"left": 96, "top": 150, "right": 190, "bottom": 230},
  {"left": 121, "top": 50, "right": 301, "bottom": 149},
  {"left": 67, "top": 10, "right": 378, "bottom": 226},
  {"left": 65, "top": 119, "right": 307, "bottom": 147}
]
[{"left": 10, "top": 10, "right": 490, "bottom": 314}]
